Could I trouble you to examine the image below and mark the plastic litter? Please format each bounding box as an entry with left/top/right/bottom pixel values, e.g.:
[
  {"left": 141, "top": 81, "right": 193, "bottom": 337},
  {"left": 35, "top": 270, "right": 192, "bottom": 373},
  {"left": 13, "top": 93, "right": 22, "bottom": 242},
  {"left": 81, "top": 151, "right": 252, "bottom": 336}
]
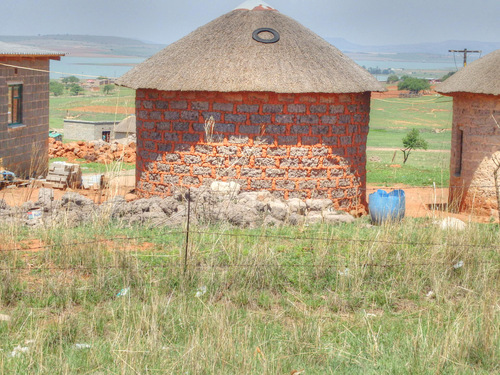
[
  {"left": 116, "top": 287, "right": 130, "bottom": 297},
  {"left": 453, "top": 260, "right": 464, "bottom": 269},
  {"left": 10, "top": 345, "right": 29, "bottom": 357},
  {"left": 195, "top": 286, "right": 207, "bottom": 298},
  {"left": 74, "top": 343, "right": 91, "bottom": 349}
]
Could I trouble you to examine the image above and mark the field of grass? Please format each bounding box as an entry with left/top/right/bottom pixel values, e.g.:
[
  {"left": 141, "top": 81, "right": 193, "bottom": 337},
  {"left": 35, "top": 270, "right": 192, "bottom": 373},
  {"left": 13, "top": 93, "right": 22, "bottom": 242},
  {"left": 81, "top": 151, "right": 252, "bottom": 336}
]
[
  {"left": 0, "top": 218, "right": 498, "bottom": 373},
  {"left": 367, "top": 149, "right": 450, "bottom": 187},
  {"left": 49, "top": 158, "right": 135, "bottom": 175},
  {"left": 49, "top": 87, "right": 136, "bottom": 130},
  {"left": 369, "top": 96, "right": 453, "bottom": 150}
]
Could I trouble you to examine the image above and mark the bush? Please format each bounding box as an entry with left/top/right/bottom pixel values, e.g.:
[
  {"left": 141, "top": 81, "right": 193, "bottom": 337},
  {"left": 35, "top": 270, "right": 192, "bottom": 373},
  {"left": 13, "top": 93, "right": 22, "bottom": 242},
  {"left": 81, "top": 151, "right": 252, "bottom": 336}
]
[{"left": 397, "top": 76, "right": 431, "bottom": 93}]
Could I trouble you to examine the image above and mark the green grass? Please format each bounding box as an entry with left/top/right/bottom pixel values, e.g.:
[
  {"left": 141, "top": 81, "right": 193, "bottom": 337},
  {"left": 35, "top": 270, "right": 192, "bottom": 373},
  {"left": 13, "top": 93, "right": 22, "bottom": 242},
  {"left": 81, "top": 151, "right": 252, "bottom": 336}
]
[
  {"left": 368, "top": 96, "right": 453, "bottom": 150},
  {"left": 367, "top": 150, "right": 450, "bottom": 187},
  {"left": 49, "top": 87, "right": 135, "bottom": 130},
  {"left": 0, "top": 219, "right": 498, "bottom": 373},
  {"left": 49, "top": 158, "right": 135, "bottom": 174}
]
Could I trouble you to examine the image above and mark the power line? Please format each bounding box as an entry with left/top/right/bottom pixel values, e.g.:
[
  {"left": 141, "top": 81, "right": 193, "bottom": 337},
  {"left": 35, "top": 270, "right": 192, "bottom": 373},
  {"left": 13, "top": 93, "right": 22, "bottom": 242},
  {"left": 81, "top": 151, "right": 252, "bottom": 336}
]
[{"left": 448, "top": 49, "right": 482, "bottom": 67}]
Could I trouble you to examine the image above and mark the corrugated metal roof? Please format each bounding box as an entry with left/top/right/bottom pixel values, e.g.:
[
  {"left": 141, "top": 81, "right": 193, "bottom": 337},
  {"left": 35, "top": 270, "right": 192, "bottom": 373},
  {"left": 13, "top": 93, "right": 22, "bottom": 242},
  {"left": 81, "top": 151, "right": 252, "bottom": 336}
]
[{"left": 0, "top": 41, "right": 64, "bottom": 57}]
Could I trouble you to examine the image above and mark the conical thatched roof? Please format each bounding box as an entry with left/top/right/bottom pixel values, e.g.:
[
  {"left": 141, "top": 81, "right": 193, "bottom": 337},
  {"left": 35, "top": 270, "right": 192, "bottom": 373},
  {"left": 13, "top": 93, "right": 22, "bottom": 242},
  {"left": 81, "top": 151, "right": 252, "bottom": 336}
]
[
  {"left": 115, "top": 115, "right": 136, "bottom": 133},
  {"left": 117, "top": 1, "right": 384, "bottom": 93},
  {"left": 436, "top": 49, "right": 500, "bottom": 96}
]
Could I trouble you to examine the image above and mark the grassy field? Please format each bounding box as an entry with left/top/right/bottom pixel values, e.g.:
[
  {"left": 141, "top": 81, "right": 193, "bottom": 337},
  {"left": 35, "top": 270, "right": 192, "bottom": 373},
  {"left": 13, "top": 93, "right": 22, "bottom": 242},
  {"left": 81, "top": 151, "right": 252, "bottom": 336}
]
[
  {"left": 369, "top": 96, "right": 453, "bottom": 150},
  {"left": 0, "top": 218, "right": 498, "bottom": 373},
  {"left": 49, "top": 86, "right": 136, "bottom": 130}
]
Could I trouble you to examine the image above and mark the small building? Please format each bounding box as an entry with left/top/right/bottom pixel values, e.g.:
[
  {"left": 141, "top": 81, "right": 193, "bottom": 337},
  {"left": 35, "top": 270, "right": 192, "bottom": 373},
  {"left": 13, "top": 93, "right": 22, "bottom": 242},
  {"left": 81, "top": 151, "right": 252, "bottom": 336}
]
[
  {"left": 436, "top": 50, "right": 500, "bottom": 212},
  {"left": 0, "top": 42, "right": 63, "bottom": 177},
  {"left": 114, "top": 115, "right": 136, "bottom": 140},
  {"left": 63, "top": 119, "right": 117, "bottom": 142},
  {"left": 117, "top": 0, "right": 384, "bottom": 211}
]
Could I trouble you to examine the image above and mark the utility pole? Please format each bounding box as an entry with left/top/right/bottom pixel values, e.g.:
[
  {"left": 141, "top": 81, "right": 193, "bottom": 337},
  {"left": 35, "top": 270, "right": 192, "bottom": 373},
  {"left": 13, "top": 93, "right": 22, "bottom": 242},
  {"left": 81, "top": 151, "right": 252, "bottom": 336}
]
[{"left": 449, "top": 48, "right": 482, "bottom": 67}]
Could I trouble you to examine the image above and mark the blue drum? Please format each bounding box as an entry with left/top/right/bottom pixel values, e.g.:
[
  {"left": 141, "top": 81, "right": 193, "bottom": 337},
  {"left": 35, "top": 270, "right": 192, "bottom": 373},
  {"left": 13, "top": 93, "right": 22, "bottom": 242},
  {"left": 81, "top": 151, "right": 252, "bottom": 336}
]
[{"left": 368, "top": 189, "right": 405, "bottom": 225}]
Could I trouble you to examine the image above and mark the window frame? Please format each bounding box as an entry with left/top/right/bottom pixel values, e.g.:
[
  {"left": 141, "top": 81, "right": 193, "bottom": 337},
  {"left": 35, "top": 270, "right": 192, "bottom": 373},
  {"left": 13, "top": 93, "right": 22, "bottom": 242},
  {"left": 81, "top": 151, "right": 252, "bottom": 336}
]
[{"left": 7, "top": 83, "right": 23, "bottom": 126}]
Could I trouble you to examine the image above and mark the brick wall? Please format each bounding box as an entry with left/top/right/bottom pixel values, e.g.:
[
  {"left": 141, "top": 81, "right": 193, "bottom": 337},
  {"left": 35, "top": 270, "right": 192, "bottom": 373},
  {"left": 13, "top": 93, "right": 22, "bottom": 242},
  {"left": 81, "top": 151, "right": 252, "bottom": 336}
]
[
  {"left": 135, "top": 90, "right": 371, "bottom": 211},
  {"left": 449, "top": 93, "right": 500, "bottom": 212},
  {"left": 0, "top": 58, "right": 50, "bottom": 177}
]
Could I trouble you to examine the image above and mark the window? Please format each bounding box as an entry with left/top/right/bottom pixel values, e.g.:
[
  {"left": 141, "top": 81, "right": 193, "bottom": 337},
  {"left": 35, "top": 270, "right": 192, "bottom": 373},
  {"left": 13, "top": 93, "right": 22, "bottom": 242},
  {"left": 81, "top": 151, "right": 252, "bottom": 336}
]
[
  {"left": 455, "top": 129, "right": 463, "bottom": 177},
  {"left": 8, "top": 84, "right": 22, "bottom": 125}
]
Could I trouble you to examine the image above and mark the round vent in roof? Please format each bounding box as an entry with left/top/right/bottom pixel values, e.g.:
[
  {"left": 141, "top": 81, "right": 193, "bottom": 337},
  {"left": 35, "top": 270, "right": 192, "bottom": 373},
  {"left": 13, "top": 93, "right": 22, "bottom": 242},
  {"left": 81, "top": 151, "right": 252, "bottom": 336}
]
[{"left": 252, "top": 28, "right": 280, "bottom": 43}]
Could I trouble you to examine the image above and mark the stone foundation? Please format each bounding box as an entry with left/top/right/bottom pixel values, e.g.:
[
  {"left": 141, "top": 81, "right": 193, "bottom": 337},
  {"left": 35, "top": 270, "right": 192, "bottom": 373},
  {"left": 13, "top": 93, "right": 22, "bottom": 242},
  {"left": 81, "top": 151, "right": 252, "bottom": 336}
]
[{"left": 135, "top": 90, "right": 371, "bottom": 211}]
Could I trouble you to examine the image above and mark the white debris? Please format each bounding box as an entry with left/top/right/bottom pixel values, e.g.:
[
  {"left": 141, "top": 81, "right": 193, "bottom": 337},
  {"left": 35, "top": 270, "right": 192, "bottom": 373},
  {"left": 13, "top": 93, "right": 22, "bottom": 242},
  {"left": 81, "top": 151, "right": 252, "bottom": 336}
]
[
  {"left": 195, "top": 286, "right": 207, "bottom": 298},
  {"left": 116, "top": 287, "right": 130, "bottom": 297},
  {"left": 0, "top": 314, "right": 11, "bottom": 322},
  {"left": 338, "top": 268, "right": 350, "bottom": 276},
  {"left": 453, "top": 260, "right": 464, "bottom": 269},
  {"left": 210, "top": 181, "right": 241, "bottom": 196},
  {"left": 74, "top": 343, "right": 91, "bottom": 349},
  {"left": 435, "top": 217, "right": 467, "bottom": 231},
  {"left": 10, "top": 345, "right": 29, "bottom": 357},
  {"left": 426, "top": 290, "right": 436, "bottom": 299}
]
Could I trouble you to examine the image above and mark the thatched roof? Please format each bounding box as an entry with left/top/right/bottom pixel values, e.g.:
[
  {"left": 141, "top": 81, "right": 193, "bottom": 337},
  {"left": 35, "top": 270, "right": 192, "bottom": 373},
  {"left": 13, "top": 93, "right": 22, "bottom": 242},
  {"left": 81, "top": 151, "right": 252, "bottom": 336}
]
[
  {"left": 117, "top": 1, "right": 384, "bottom": 93},
  {"left": 0, "top": 41, "right": 63, "bottom": 59},
  {"left": 436, "top": 49, "right": 500, "bottom": 96},
  {"left": 115, "top": 115, "right": 136, "bottom": 134}
]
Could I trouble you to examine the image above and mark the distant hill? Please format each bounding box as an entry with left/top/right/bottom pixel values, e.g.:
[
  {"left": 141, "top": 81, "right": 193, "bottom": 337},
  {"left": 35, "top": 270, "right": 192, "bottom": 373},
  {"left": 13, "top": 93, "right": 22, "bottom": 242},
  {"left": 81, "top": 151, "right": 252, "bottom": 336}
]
[
  {"left": 1, "top": 34, "right": 498, "bottom": 60},
  {"left": 0, "top": 35, "right": 165, "bottom": 57},
  {"left": 327, "top": 37, "right": 500, "bottom": 56}
]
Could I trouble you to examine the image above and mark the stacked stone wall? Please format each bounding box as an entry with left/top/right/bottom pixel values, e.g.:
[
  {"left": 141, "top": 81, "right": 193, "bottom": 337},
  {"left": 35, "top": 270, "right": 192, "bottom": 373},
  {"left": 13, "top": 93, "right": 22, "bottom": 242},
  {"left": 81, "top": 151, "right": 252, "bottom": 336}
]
[
  {"left": 135, "top": 90, "right": 371, "bottom": 211},
  {"left": 449, "top": 93, "right": 500, "bottom": 212},
  {"left": 0, "top": 58, "right": 50, "bottom": 177}
]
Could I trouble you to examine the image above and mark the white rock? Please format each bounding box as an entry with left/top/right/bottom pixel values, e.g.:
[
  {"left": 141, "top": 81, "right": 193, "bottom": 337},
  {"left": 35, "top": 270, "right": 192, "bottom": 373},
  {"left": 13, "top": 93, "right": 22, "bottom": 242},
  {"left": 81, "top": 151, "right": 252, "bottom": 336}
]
[
  {"left": 267, "top": 201, "right": 288, "bottom": 221},
  {"left": 287, "top": 198, "right": 307, "bottom": 215},
  {"left": 323, "top": 212, "right": 355, "bottom": 224},
  {"left": 0, "top": 314, "right": 11, "bottom": 322},
  {"left": 305, "top": 198, "right": 332, "bottom": 211},
  {"left": 210, "top": 181, "right": 241, "bottom": 195},
  {"left": 437, "top": 217, "right": 467, "bottom": 231}
]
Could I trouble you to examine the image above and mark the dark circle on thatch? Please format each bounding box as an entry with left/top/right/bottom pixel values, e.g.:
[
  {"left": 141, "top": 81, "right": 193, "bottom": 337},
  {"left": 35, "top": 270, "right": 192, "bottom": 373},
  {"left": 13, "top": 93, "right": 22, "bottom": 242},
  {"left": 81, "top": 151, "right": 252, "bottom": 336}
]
[{"left": 252, "top": 28, "right": 280, "bottom": 43}]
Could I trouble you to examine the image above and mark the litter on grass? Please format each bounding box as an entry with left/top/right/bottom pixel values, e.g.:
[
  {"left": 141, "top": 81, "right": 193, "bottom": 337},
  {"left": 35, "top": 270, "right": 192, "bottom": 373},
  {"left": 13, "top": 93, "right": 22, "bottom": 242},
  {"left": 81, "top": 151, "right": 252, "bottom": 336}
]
[
  {"left": 195, "top": 286, "right": 207, "bottom": 298},
  {"left": 116, "top": 287, "right": 130, "bottom": 297}
]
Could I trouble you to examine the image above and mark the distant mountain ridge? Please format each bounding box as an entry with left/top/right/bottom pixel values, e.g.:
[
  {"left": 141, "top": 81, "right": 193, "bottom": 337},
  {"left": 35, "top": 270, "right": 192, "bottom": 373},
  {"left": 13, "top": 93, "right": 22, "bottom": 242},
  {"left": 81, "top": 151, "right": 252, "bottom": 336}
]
[
  {"left": 0, "top": 34, "right": 498, "bottom": 58},
  {"left": 326, "top": 37, "right": 500, "bottom": 56},
  {"left": 0, "top": 35, "right": 165, "bottom": 57}
]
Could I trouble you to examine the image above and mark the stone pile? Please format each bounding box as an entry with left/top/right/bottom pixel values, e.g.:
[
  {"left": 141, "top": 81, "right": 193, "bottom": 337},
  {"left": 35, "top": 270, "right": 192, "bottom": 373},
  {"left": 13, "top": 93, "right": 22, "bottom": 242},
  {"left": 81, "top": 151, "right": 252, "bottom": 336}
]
[
  {"left": 48, "top": 139, "right": 136, "bottom": 164},
  {"left": 0, "top": 182, "right": 355, "bottom": 228}
]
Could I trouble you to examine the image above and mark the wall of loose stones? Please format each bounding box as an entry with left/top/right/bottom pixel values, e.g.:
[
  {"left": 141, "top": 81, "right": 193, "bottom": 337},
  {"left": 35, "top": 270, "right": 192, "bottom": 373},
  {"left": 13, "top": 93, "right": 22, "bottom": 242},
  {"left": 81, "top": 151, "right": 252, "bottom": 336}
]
[
  {"left": 0, "top": 58, "right": 50, "bottom": 177},
  {"left": 449, "top": 93, "right": 500, "bottom": 211},
  {"left": 135, "top": 90, "right": 371, "bottom": 211}
]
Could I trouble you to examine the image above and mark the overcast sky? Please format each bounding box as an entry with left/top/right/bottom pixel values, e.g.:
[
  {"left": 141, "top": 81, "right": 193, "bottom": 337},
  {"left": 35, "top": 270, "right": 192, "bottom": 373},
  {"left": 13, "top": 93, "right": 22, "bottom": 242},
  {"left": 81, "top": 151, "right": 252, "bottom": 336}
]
[{"left": 1, "top": 0, "right": 499, "bottom": 46}]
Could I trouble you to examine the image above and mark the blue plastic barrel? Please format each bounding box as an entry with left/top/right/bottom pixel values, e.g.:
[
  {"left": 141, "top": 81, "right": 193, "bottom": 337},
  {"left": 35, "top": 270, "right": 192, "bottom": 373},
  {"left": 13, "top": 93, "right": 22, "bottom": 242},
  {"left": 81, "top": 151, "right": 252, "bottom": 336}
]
[{"left": 368, "top": 189, "right": 405, "bottom": 225}]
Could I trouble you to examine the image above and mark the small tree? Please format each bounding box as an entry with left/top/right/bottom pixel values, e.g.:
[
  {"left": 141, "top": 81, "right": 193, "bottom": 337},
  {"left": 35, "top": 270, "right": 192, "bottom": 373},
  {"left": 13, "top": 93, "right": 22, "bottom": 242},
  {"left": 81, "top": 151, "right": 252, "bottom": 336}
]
[
  {"left": 69, "top": 83, "right": 84, "bottom": 96},
  {"left": 401, "top": 129, "right": 428, "bottom": 164},
  {"left": 397, "top": 76, "right": 431, "bottom": 94},
  {"left": 386, "top": 74, "right": 399, "bottom": 84},
  {"left": 61, "top": 75, "right": 79, "bottom": 87},
  {"left": 49, "top": 80, "right": 64, "bottom": 96},
  {"left": 102, "top": 84, "right": 115, "bottom": 95}
]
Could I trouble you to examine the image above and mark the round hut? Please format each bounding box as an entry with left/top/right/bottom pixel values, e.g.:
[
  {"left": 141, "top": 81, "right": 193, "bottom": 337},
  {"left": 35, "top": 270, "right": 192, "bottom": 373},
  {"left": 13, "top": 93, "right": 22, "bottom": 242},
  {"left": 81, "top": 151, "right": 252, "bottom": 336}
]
[
  {"left": 436, "top": 49, "right": 500, "bottom": 212},
  {"left": 117, "top": 0, "right": 384, "bottom": 212}
]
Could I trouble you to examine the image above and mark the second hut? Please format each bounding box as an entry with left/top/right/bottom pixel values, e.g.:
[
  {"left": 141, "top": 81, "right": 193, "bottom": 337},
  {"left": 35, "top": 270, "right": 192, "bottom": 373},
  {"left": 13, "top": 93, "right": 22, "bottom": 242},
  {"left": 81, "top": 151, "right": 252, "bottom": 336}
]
[{"left": 117, "top": 0, "right": 384, "bottom": 212}]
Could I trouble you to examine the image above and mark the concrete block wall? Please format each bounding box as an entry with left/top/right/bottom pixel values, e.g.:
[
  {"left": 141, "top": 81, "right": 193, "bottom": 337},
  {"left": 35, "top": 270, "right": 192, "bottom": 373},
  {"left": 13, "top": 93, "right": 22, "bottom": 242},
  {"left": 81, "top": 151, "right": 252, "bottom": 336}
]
[
  {"left": 63, "top": 120, "right": 117, "bottom": 141},
  {"left": 0, "top": 58, "right": 50, "bottom": 177},
  {"left": 135, "top": 90, "right": 371, "bottom": 211},
  {"left": 449, "top": 93, "right": 500, "bottom": 211}
]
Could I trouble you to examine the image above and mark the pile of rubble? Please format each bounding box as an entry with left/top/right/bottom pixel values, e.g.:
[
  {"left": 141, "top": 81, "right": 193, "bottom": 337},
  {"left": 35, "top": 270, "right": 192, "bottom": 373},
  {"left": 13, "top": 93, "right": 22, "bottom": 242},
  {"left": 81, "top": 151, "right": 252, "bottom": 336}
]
[
  {"left": 48, "top": 139, "right": 136, "bottom": 164},
  {"left": 0, "top": 182, "right": 356, "bottom": 229}
]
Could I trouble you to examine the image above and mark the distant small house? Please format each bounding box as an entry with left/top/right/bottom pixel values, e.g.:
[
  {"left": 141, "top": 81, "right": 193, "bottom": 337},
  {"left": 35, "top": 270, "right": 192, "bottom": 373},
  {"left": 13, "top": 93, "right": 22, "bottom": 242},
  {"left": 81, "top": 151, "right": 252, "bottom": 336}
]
[
  {"left": 0, "top": 42, "right": 63, "bottom": 177},
  {"left": 114, "top": 115, "right": 136, "bottom": 140},
  {"left": 436, "top": 49, "right": 500, "bottom": 212},
  {"left": 63, "top": 119, "right": 118, "bottom": 142}
]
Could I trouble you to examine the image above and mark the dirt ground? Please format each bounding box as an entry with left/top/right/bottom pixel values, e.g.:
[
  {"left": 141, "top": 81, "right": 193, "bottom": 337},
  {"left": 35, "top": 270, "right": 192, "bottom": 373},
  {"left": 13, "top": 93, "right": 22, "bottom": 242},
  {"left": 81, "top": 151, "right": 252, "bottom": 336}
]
[{"left": 1, "top": 173, "right": 495, "bottom": 223}]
